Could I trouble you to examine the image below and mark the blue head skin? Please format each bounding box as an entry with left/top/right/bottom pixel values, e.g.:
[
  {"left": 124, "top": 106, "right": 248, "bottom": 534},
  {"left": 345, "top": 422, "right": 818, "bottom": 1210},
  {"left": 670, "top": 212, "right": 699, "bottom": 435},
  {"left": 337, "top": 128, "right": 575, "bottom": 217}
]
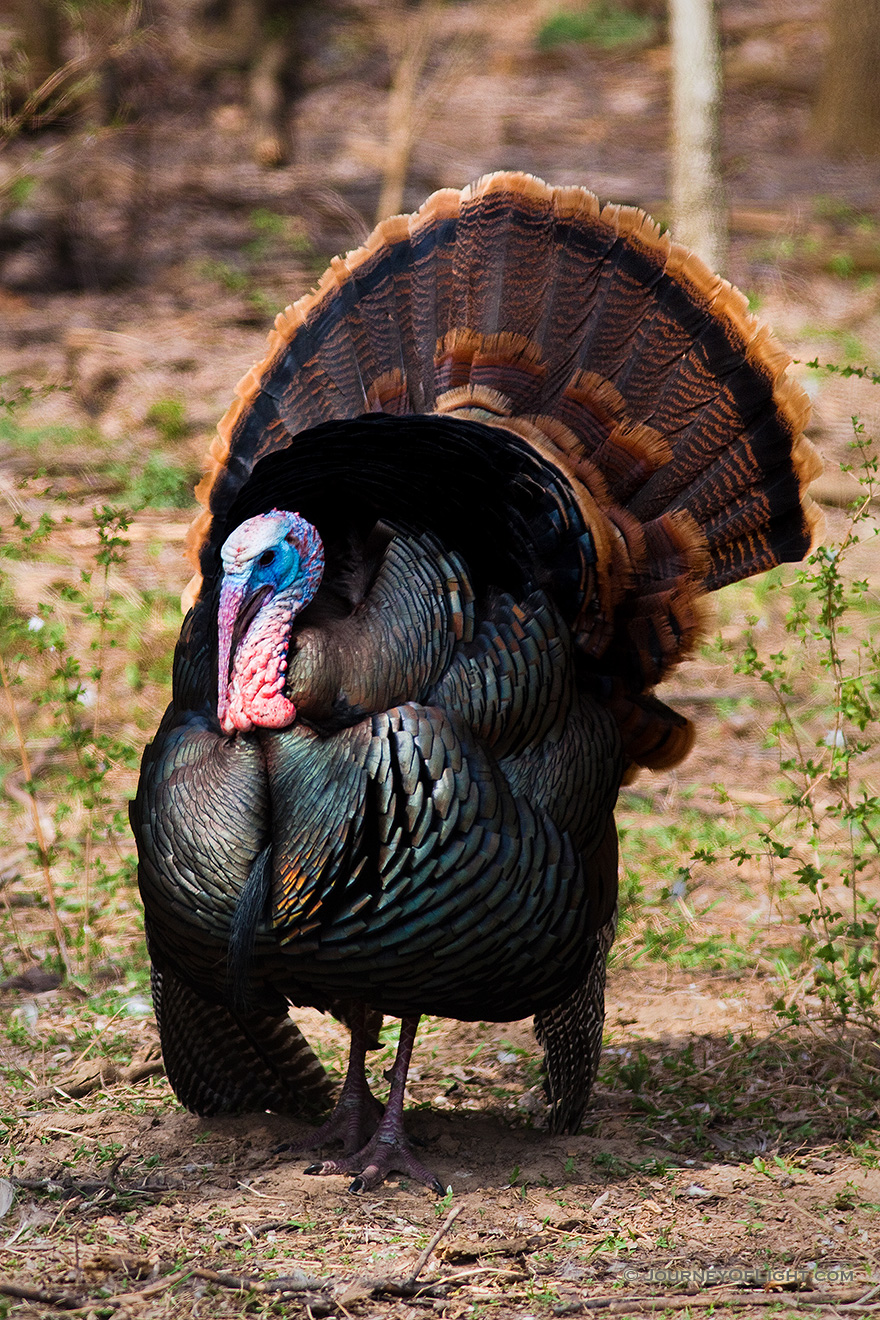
[{"left": 217, "top": 509, "right": 324, "bottom": 733}]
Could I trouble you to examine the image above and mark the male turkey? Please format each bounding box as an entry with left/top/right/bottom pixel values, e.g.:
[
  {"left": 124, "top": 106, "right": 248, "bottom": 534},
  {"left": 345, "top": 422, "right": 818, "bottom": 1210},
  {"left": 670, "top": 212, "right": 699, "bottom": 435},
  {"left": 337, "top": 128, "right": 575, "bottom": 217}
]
[{"left": 132, "top": 172, "right": 821, "bottom": 1193}]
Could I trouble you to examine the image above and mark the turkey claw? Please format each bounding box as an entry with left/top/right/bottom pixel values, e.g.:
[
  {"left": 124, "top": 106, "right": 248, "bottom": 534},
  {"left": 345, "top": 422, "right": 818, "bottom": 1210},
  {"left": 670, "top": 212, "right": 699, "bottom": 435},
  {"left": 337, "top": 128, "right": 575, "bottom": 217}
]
[
  {"left": 302, "top": 1139, "right": 444, "bottom": 1195},
  {"left": 346, "top": 1160, "right": 445, "bottom": 1196}
]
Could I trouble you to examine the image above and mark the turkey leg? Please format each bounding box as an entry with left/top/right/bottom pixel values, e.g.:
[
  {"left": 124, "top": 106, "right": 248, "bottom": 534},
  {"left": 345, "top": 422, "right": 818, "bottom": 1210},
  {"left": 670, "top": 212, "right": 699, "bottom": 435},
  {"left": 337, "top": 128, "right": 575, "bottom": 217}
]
[
  {"left": 304, "top": 1015, "right": 445, "bottom": 1194},
  {"left": 279, "top": 1003, "right": 383, "bottom": 1156}
]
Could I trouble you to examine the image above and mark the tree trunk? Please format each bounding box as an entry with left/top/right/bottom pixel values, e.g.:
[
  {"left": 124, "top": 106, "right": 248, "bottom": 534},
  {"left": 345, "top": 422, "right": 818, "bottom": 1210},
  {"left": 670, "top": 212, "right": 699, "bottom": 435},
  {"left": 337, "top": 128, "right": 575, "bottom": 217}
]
[
  {"left": 375, "top": 4, "right": 434, "bottom": 224},
  {"left": 814, "top": 0, "right": 880, "bottom": 157},
  {"left": 669, "top": 0, "right": 727, "bottom": 272}
]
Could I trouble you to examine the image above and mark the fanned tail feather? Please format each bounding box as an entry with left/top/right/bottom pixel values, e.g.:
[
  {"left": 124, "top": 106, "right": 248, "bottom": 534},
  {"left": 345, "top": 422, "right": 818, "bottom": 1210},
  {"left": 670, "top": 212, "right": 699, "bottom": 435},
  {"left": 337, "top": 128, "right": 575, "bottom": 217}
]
[{"left": 184, "top": 170, "right": 822, "bottom": 776}]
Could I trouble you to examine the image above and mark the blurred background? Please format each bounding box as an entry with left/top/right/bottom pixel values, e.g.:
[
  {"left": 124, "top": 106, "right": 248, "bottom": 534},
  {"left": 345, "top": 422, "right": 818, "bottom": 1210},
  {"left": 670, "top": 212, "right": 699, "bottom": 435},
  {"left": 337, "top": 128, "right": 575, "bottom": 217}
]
[
  {"left": 0, "top": 0, "right": 879, "bottom": 994},
  {"left": 0, "top": 0, "right": 878, "bottom": 512},
  {"left": 2, "top": 0, "right": 879, "bottom": 275},
  {"left": 1, "top": 0, "right": 878, "bottom": 504}
]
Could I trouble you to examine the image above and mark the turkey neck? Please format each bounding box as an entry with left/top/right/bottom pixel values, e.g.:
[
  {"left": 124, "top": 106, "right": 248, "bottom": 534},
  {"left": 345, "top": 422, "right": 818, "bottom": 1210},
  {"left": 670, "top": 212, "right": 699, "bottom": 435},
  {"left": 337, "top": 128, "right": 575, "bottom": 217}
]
[
  {"left": 285, "top": 605, "right": 417, "bottom": 725},
  {"left": 285, "top": 529, "right": 474, "bottom": 727}
]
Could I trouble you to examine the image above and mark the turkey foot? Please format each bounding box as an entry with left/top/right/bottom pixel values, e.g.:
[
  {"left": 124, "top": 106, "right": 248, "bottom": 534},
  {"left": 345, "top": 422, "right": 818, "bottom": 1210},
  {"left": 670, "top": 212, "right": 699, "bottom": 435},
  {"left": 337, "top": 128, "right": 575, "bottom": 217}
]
[
  {"left": 278, "top": 1005, "right": 383, "bottom": 1157},
  {"left": 282, "top": 1077, "right": 384, "bottom": 1157},
  {"left": 304, "top": 1123, "right": 444, "bottom": 1194},
  {"left": 304, "top": 1016, "right": 445, "bottom": 1195}
]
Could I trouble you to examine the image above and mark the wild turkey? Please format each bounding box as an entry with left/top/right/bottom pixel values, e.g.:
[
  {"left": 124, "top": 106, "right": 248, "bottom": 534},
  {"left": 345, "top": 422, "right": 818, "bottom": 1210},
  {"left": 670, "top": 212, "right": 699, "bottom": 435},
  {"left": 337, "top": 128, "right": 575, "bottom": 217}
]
[{"left": 132, "top": 172, "right": 821, "bottom": 1194}]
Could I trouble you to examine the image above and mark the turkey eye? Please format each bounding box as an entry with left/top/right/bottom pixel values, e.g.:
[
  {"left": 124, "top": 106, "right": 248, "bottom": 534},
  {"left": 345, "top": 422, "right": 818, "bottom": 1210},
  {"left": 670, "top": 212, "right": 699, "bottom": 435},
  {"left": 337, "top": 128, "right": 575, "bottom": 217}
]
[{"left": 258, "top": 550, "right": 275, "bottom": 567}]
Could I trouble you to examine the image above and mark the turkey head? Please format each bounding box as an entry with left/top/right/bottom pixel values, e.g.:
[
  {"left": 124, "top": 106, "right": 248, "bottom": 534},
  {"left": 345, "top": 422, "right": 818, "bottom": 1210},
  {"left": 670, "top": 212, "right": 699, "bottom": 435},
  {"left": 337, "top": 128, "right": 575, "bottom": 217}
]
[{"left": 217, "top": 509, "right": 324, "bottom": 734}]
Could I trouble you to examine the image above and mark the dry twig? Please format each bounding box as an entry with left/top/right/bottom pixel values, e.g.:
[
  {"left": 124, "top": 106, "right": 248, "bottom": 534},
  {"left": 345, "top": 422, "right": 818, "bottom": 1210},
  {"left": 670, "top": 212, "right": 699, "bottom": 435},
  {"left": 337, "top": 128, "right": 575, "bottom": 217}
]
[{"left": 404, "top": 1203, "right": 463, "bottom": 1285}]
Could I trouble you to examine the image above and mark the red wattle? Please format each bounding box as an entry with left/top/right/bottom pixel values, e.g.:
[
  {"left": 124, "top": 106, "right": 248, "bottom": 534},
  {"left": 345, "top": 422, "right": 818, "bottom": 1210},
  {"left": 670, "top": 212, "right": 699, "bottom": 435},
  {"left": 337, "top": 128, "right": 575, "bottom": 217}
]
[
  {"left": 217, "top": 510, "right": 324, "bottom": 734},
  {"left": 220, "top": 592, "right": 298, "bottom": 733}
]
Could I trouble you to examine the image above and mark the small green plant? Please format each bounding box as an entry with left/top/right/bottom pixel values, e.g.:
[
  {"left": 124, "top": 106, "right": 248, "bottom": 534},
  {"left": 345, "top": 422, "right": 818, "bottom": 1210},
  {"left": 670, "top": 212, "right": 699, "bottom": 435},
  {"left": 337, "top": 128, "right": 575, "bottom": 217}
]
[
  {"left": 795, "top": 358, "right": 880, "bottom": 386},
  {"left": 247, "top": 208, "right": 315, "bottom": 260},
  {"left": 125, "top": 454, "right": 194, "bottom": 509},
  {"left": 851, "top": 1141, "right": 880, "bottom": 1169},
  {"left": 589, "top": 1227, "right": 637, "bottom": 1256},
  {"left": 615, "top": 797, "right": 756, "bottom": 971},
  {"left": 592, "top": 1151, "right": 629, "bottom": 1175},
  {"left": 727, "top": 415, "right": 880, "bottom": 1028},
  {"left": 145, "top": 397, "right": 187, "bottom": 444},
  {"left": 664, "top": 383, "right": 879, "bottom": 1034},
  {"left": 537, "top": 3, "right": 655, "bottom": 52},
  {"left": 828, "top": 252, "right": 856, "bottom": 280},
  {"left": 4, "top": 1019, "right": 32, "bottom": 1047}
]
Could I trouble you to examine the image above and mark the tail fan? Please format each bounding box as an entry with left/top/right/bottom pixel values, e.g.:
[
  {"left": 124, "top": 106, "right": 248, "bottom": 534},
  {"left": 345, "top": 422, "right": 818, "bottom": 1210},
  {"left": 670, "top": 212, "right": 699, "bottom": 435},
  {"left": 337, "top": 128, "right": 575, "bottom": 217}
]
[{"left": 183, "top": 172, "right": 821, "bottom": 772}]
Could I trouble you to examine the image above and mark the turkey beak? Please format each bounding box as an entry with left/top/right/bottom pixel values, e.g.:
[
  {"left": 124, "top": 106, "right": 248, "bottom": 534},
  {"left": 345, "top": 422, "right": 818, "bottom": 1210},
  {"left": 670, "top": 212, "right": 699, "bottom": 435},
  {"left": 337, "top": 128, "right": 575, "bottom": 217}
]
[{"left": 216, "top": 576, "right": 272, "bottom": 731}]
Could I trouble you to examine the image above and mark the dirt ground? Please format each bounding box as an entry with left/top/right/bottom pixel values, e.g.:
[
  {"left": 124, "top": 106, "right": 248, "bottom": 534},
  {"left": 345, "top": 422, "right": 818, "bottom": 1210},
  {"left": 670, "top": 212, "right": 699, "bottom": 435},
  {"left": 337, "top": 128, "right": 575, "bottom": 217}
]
[
  {"left": 2, "top": 0, "right": 880, "bottom": 1314},
  {"left": 4, "top": 973, "right": 880, "bottom": 1319}
]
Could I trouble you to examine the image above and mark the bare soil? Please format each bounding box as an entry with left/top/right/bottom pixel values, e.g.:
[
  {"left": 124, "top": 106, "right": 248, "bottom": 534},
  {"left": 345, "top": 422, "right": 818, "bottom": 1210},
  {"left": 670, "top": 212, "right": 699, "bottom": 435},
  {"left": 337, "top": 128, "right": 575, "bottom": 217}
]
[{"left": 2, "top": 0, "right": 880, "bottom": 1315}]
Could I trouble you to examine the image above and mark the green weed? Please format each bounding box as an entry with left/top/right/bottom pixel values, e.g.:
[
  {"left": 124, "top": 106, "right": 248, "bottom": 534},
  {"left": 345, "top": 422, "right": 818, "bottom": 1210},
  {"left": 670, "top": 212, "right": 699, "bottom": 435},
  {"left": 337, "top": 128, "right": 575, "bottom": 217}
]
[
  {"left": 144, "top": 397, "right": 187, "bottom": 444},
  {"left": 615, "top": 799, "right": 758, "bottom": 971},
  {"left": 617, "top": 394, "right": 880, "bottom": 1032},
  {"left": 537, "top": 3, "right": 655, "bottom": 51},
  {"left": 732, "top": 418, "right": 880, "bottom": 1028},
  {"left": 851, "top": 1141, "right": 880, "bottom": 1168},
  {"left": 0, "top": 415, "right": 87, "bottom": 454},
  {"left": 4, "top": 1019, "right": 32, "bottom": 1047},
  {"left": 124, "top": 454, "right": 194, "bottom": 509},
  {"left": 801, "top": 358, "right": 880, "bottom": 387},
  {"left": 589, "top": 1227, "right": 637, "bottom": 1255},
  {"left": 828, "top": 253, "right": 856, "bottom": 280}
]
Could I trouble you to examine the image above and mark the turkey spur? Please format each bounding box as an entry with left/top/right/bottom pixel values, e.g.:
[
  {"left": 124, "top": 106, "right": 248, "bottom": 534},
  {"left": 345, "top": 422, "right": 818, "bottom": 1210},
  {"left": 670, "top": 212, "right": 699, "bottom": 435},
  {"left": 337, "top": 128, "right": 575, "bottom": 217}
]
[{"left": 133, "top": 171, "right": 821, "bottom": 1194}]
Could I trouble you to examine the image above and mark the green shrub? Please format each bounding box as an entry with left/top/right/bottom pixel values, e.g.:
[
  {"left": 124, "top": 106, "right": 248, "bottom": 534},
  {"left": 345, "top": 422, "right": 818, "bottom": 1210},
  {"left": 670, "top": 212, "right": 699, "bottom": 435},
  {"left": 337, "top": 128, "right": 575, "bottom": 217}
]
[{"left": 537, "top": 3, "right": 655, "bottom": 52}]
